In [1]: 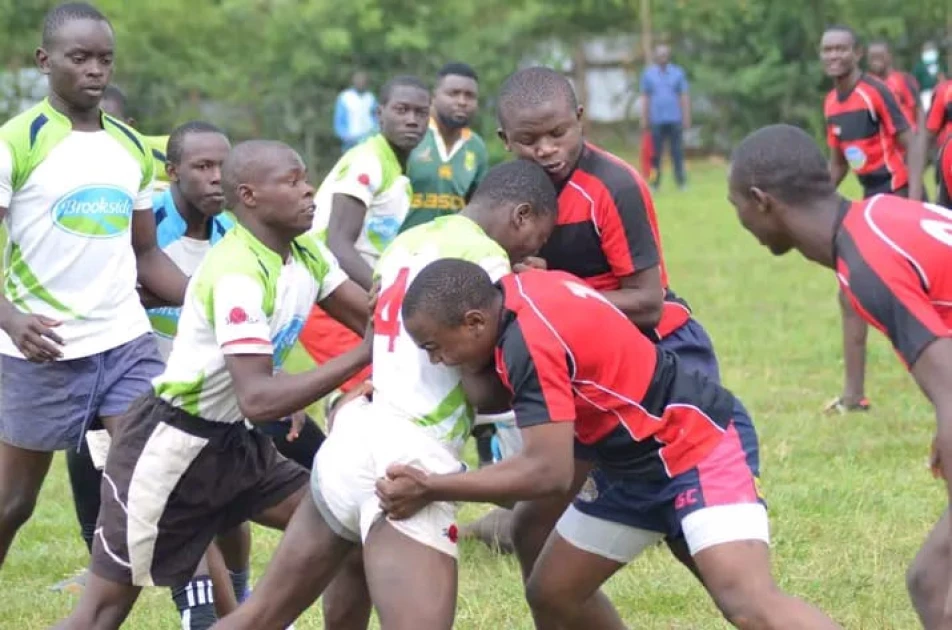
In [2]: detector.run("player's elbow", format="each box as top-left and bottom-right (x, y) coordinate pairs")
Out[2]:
(235, 385), (276, 423)
(531, 458), (574, 497)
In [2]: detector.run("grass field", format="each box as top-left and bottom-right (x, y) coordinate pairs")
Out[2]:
(0, 157), (945, 629)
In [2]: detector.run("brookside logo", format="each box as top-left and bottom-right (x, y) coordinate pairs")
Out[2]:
(271, 315), (305, 371)
(51, 185), (134, 238)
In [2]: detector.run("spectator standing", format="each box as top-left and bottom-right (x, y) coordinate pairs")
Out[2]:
(334, 70), (378, 153)
(640, 43), (691, 190)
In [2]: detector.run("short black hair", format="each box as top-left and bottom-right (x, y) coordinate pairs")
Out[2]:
(402, 259), (499, 328)
(470, 159), (558, 216)
(221, 139), (293, 209)
(380, 75), (428, 105)
(167, 121), (227, 165)
(42, 2), (110, 48)
(823, 24), (860, 48)
(497, 66), (578, 127)
(437, 62), (478, 83)
(730, 124), (835, 205)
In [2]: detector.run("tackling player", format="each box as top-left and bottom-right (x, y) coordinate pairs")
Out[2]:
(375, 259), (839, 630)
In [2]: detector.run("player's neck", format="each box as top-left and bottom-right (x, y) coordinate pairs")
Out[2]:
(436, 118), (462, 148)
(172, 185), (212, 240)
(386, 138), (412, 171)
(49, 92), (102, 131)
(834, 68), (861, 92)
(242, 219), (292, 260)
(789, 195), (847, 269)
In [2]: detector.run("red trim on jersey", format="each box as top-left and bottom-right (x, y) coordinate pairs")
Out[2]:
(221, 337), (271, 348)
(696, 424), (760, 506)
(927, 80), (952, 146)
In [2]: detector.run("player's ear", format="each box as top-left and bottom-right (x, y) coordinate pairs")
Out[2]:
(512, 201), (532, 226)
(576, 105), (584, 121)
(237, 183), (255, 208)
(166, 162), (178, 183)
(749, 186), (772, 213)
(35, 48), (50, 75)
(497, 127), (511, 151)
(463, 309), (488, 332)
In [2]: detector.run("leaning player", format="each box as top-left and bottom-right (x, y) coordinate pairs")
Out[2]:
(939, 135), (952, 207)
(210, 159), (557, 630)
(486, 67), (749, 617)
(728, 124), (952, 628)
(376, 259), (840, 630)
(820, 25), (924, 414)
(55, 140), (371, 630)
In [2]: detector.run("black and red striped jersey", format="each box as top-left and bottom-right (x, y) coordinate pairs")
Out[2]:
(493, 269), (736, 479)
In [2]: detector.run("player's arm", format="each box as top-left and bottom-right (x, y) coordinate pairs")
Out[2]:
(910, 338), (952, 482)
(679, 71), (691, 129)
(377, 320), (578, 516)
(318, 279), (369, 336)
(595, 179), (664, 329)
(829, 148), (849, 188)
(214, 274), (371, 421)
(875, 81), (924, 198)
(132, 194), (188, 306)
(327, 194), (374, 290)
(0, 142), (63, 361)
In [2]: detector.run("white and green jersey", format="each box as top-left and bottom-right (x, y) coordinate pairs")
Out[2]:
(0, 99), (155, 359)
(312, 134), (410, 267)
(373, 215), (510, 456)
(154, 224), (347, 423)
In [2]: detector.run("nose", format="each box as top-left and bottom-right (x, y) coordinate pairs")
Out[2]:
(426, 350), (442, 365)
(535, 137), (557, 160)
(209, 166), (222, 184)
(303, 181), (316, 196)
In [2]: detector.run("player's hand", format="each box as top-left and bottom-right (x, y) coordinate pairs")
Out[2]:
(326, 381), (373, 433)
(286, 410), (307, 442)
(2, 312), (64, 362)
(513, 256), (547, 273)
(367, 278), (381, 315)
(930, 435), (944, 480)
(375, 463), (431, 520)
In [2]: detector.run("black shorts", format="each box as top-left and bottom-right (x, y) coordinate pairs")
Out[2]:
(863, 183), (908, 199)
(91, 394), (308, 587)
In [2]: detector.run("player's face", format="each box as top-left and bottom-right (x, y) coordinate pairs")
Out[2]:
(254, 150), (316, 235)
(499, 100), (584, 185)
(171, 133), (231, 218)
(820, 30), (858, 79)
(500, 204), (556, 262)
(866, 45), (890, 77)
(727, 184), (794, 256)
(380, 86), (430, 152)
(434, 74), (479, 130)
(37, 18), (115, 112)
(406, 311), (496, 374)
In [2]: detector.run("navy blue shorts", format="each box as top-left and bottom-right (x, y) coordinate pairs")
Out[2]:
(0, 333), (163, 452)
(573, 415), (763, 537)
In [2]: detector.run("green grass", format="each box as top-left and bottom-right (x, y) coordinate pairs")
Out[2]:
(1, 160), (944, 628)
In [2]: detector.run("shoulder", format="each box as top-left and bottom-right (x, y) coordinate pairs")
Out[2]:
(858, 75), (895, 103)
(577, 144), (648, 199)
(465, 130), (488, 153)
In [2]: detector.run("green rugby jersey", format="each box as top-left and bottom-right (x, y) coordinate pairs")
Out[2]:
(401, 120), (488, 232)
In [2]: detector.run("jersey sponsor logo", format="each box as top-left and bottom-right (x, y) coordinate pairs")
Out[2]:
(576, 474), (599, 502)
(411, 192), (465, 211)
(438, 164), (453, 180)
(51, 185), (134, 238)
(227, 307), (253, 325)
(844, 145), (867, 170)
(148, 306), (181, 339)
(415, 146), (433, 163)
(271, 315), (305, 370)
(357, 173), (372, 187)
(443, 523), (459, 544)
(464, 150), (476, 172)
(366, 215), (402, 247)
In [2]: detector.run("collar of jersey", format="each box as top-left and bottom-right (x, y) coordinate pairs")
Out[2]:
(443, 213), (488, 238)
(428, 118), (471, 161)
(40, 97), (112, 130)
(368, 133), (402, 174)
(232, 222), (287, 269)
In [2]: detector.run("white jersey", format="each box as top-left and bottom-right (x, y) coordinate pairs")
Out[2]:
(154, 225), (346, 423)
(372, 215), (509, 456)
(0, 99), (155, 359)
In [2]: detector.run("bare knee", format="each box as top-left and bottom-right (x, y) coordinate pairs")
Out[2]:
(0, 487), (37, 531)
(525, 573), (573, 622)
(710, 581), (783, 629)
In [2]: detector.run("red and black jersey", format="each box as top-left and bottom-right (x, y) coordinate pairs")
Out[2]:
(493, 270), (735, 479)
(927, 80), (952, 148)
(834, 195), (952, 369)
(825, 73), (910, 196)
(883, 71), (920, 133)
(538, 143), (690, 340)
(937, 137), (952, 208)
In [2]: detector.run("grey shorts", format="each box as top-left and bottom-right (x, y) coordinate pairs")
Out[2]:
(0, 333), (163, 452)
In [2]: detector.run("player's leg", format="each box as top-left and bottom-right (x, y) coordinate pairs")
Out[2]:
(906, 509), (952, 628)
(834, 288), (870, 411)
(52, 573), (142, 630)
(671, 122), (686, 188)
(0, 352), (93, 568)
(322, 552), (373, 630)
(65, 438), (102, 554)
(362, 517), (458, 630)
(650, 123), (665, 188)
(212, 493), (356, 630)
(215, 524), (253, 603)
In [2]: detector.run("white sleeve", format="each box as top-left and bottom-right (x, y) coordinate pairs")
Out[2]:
(0, 142), (13, 207)
(313, 238), (349, 301)
(212, 274), (273, 355)
(479, 255), (512, 283)
(329, 151), (382, 208)
(134, 175), (155, 211)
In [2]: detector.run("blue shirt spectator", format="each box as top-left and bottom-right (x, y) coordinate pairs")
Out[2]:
(640, 56), (689, 124)
(334, 70), (378, 152)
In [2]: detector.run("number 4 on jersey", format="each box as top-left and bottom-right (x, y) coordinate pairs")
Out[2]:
(374, 267), (410, 352)
(921, 203), (952, 247)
